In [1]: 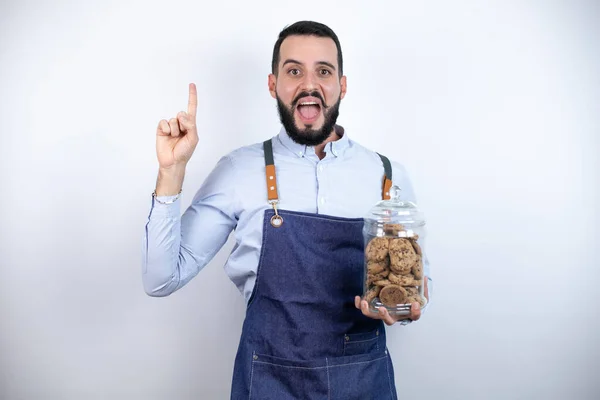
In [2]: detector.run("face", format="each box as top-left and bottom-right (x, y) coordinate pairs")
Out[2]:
(269, 35), (347, 146)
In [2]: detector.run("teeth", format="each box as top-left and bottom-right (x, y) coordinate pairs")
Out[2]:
(299, 102), (318, 106)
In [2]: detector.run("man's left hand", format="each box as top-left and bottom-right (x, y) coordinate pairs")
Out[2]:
(354, 296), (421, 326)
(354, 279), (428, 326)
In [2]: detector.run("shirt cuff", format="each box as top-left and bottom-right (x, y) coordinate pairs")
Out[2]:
(149, 194), (181, 218)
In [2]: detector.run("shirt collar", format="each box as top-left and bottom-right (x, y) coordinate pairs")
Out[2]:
(276, 124), (350, 158)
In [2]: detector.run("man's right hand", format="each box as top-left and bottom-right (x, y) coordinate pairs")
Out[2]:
(154, 83), (198, 196)
(156, 83), (199, 169)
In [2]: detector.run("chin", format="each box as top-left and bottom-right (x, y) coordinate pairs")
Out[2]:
(295, 118), (324, 131)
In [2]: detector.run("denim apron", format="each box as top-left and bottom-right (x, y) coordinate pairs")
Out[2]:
(230, 140), (398, 400)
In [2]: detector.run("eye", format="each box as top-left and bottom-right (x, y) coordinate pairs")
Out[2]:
(288, 68), (300, 76)
(319, 69), (331, 76)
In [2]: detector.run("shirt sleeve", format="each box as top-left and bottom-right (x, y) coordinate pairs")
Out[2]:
(391, 162), (434, 325)
(142, 155), (239, 296)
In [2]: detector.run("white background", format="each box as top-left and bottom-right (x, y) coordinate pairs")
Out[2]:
(1, 0), (598, 399)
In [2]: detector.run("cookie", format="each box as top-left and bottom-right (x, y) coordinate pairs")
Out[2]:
(409, 239), (422, 256)
(407, 294), (426, 307)
(389, 238), (416, 256)
(365, 237), (389, 262)
(383, 223), (404, 236)
(412, 257), (423, 280)
(364, 285), (381, 303)
(374, 279), (392, 287)
(379, 285), (408, 307)
(388, 273), (420, 287)
(404, 287), (418, 297)
(367, 261), (388, 275)
(366, 269), (389, 286)
(389, 238), (418, 274)
(389, 259), (412, 275)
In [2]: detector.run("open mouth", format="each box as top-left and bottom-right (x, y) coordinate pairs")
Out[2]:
(296, 100), (322, 124)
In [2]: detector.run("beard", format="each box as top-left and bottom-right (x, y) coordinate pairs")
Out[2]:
(276, 91), (341, 146)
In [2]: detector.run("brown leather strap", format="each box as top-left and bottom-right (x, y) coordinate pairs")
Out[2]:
(378, 153), (392, 200)
(264, 140), (279, 201)
(382, 177), (392, 200)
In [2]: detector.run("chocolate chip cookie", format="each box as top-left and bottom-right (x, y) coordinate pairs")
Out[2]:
(364, 285), (382, 303)
(365, 237), (389, 262)
(379, 285), (408, 307)
(407, 294), (426, 307)
(409, 239), (422, 256)
(367, 261), (388, 275)
(412, 257), (423, 280)
(383, 223), (404, 236)
(389, 238), (418, 275)
(388, 273), (420, 287)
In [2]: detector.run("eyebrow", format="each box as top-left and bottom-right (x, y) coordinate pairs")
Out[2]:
(282, 59), (337, 71)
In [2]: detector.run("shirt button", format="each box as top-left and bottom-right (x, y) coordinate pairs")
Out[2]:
(320, 197), (326, 204)
(318, 165), (324, 172)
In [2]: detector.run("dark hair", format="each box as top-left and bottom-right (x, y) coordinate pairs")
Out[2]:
(271, 21), (343, 77)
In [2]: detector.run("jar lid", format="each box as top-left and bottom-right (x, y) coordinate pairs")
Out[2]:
(365, 185), (425, 227)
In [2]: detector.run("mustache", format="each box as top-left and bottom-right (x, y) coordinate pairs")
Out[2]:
(292, 91), (328, 109)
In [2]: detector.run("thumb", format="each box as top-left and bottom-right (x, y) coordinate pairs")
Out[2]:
(410, 302), (421, 321)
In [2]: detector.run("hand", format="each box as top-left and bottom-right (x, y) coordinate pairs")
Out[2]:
(355, 278), (429, 326)
(156, 83), (199, 169)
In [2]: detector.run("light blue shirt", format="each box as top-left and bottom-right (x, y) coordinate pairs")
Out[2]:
(142, 126), (432, 319)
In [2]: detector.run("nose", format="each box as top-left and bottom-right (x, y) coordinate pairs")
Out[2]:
(299, 71), (318, 91)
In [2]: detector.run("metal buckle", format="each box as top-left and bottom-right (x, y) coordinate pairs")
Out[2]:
(269, 200), (283, 228)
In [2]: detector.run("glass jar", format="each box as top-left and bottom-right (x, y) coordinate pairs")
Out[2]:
(362, 185), (427, 316)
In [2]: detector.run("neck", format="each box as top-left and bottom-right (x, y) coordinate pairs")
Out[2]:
(314, 127), (341, 160)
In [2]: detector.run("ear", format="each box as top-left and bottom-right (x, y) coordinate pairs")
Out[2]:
(340, 75), (347, 100)
(268, 73), (277, 99)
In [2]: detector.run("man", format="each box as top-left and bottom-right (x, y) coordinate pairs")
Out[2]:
(143, 20), (431, 399)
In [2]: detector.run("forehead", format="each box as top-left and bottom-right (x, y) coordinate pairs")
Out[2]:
(278, 35), (338, 69)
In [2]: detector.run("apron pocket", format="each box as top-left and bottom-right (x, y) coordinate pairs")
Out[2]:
(249, 353), (329, 400)
(248, 350), (396, 400)
(328, 351), (396, 400)
(343, 329), (380, 356)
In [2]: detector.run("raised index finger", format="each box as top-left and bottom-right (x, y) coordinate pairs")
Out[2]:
(187, 83), (197, 117)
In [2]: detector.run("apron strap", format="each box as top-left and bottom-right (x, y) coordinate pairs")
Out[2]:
(377, 153), (392, 200)
(263, 139), (393, 202)
(263, 140), (279, 202)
